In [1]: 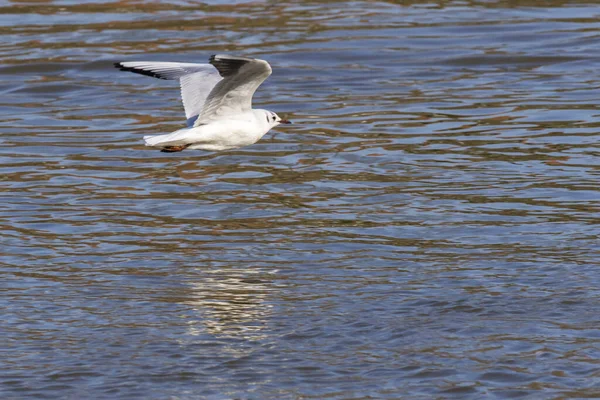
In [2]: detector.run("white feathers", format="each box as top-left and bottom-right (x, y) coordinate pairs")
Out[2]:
(116, 55), (289, 152)
(197, 55), (272, 125)
(116, 61), (222, 122)
(115, 56), (272, 125)
(179, 71), (222, 122)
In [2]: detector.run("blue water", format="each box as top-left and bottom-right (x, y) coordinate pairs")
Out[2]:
(2, 1), (600, 398)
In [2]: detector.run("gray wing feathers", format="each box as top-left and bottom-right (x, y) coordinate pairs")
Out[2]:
(196, 55), (272, 124)
(209, 55), (257, 77)
(115, 61), (222, 121)
(115, 61), (213, 80)
(115, 55), (272, 126)
(179, 71), (222, 120)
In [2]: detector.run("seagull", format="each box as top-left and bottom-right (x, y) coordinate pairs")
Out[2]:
(114, 54), (291, 152)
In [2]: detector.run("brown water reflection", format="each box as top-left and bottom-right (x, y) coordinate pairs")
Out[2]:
(2, 0), (600, 398)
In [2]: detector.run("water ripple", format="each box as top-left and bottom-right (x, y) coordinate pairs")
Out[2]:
(2, 0), (600, 399)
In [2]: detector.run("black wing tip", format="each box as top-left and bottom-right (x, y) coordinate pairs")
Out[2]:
(114, 62), (170, 80)
(209, 54), (256, 62)
(209, 54), (254, 77)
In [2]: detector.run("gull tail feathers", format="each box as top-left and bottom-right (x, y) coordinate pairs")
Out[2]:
(143, 134), (171, 147)
(143, 132), (189, 148)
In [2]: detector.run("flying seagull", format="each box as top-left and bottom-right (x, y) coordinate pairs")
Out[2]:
(114, 54), (291, 152)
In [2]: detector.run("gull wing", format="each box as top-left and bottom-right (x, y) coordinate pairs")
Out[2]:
(197, 55), (272, 125)
(115, 61), (222, 126)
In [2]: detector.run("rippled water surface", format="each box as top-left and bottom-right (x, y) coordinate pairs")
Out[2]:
(2, 0), (600, 398)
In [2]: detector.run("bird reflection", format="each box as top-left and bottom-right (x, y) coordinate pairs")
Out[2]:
(183, 270), (275, 340)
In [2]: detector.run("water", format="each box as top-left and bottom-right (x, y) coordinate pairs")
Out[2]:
(2, 0), (600, 398)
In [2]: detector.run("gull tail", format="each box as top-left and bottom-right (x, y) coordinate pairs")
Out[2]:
(143, 134), (171, 147)
(144, 135), (190, 152)
(143, 128), (191, 149)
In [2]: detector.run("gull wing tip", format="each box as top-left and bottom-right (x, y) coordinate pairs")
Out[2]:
(208, 54), (271, 78)
(114, 61), (171, 80)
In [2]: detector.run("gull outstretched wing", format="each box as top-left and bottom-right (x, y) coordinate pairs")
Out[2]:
(197, 55), (272, 125)
(115, 61), (222, 126)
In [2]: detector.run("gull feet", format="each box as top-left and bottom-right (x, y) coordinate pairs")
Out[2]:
(160, 144), (190, 153)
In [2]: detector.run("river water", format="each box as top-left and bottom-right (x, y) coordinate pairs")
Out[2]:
(2, 1), (600, 398)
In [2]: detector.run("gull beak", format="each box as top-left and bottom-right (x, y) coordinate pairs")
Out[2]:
(279, 119), (292, 124)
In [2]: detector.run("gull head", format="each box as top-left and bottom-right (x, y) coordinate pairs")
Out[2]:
(260, 109), (292, 128)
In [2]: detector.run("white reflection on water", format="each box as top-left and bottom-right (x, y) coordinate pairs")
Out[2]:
(1, 0), (600, 399)
(184, 269), (276, 340)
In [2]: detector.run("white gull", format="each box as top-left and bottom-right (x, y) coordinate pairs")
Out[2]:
(115, 54), (291, 152)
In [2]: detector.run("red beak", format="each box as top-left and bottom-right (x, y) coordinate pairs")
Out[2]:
(279, 119), (292, 124)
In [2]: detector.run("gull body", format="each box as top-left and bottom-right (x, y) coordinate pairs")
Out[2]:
(115, 55), (291, 152)
(144, 109), (279, 151)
